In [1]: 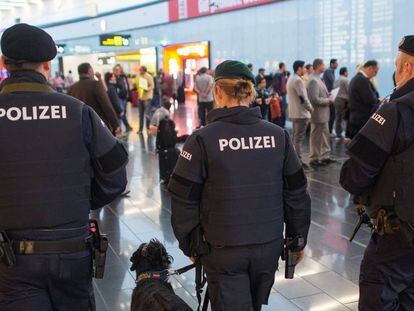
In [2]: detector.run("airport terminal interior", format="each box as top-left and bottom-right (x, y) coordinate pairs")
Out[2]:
(1, 0), (414, 310)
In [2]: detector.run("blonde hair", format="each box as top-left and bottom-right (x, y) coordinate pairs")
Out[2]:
(214, 78), (256, 106)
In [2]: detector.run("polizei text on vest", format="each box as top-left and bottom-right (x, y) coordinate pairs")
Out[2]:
(0, 106), (67, 121)
(219, 136), (276, 151)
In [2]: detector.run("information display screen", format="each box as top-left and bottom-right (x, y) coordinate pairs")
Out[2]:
(99, 34), (131, 47)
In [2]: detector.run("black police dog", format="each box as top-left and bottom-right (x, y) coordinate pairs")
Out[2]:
(130, 239), (192, 311)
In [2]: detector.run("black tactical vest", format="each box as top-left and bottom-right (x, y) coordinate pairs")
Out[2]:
(369, 96), (414, 222)
(0, 82), (91, 230)
(197, 107), (286, 246)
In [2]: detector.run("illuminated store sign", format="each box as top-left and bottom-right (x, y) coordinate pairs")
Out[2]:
(99, 34), (131, 47)
(176, 44), (207, 57)
(163, 41), (210, 86)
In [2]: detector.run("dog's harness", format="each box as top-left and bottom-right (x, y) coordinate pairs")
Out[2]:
(135, 263), (209, 311)
(135, 264), (196, 284)
(136, 271), (169, 284)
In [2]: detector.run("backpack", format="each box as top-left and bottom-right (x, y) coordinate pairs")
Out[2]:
(156, 117), (178, 150)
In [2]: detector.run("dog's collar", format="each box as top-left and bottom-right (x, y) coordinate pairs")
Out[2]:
(136, 271), (168, 284)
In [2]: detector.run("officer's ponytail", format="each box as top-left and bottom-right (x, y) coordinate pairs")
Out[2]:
(214, 78), (256, 106)
(234, 80), (256, 105)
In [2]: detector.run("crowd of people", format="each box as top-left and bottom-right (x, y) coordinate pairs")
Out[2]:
(48, 57), (383, 175)
(48, 63), (188, 139)
(46, 56), (383, 176)
(245, 58), (381, 172)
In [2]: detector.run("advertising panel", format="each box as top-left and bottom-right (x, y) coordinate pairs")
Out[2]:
(169, 0), (278, 21)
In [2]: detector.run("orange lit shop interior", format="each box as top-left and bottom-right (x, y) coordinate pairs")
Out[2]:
(0, 58), (8, 81)
(163, 41), (210, 91)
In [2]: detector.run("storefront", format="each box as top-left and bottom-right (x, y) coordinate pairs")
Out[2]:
(61, 47), (157, 80)
(162, 41), (210, 90)
(0, 58), (8, 81)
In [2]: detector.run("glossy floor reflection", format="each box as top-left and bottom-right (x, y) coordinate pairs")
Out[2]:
(92, 101), (365, 311)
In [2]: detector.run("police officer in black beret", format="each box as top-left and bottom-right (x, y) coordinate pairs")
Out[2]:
(0, 24), (128, 310)
(168, 60), (311, 311)
(341, 36), (414, 310)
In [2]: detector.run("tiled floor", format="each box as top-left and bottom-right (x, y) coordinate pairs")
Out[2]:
(92, 100), (366, 311)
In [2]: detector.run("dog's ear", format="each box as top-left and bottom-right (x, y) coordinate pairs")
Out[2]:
(130, 242), (147, 272)
(148, 239), (173, 267)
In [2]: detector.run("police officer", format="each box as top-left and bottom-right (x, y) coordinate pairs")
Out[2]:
(340, 36), (414, 310)
(0, 24), (128, 310)
(168, 60), (311, 311)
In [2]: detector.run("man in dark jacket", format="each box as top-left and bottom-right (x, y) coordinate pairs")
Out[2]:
(340, 36), (414, 310)
(347, 60), (380, 138)
(68, 63), (119, 133)
(323, 58), (338, 133)
(272, 62), (288, 128)
(113, 64), (133, 132)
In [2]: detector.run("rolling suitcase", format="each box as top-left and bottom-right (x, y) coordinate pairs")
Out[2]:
(158, 147), (179, 183)
(156, 117), (179, 183)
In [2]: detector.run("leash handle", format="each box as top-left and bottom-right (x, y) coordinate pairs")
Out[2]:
(169, 263), (196, 276)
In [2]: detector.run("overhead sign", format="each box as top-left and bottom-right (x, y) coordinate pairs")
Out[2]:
(99, 34), (131, 47)
(56, 44), (66, 54)
(169, 0), (278, 21)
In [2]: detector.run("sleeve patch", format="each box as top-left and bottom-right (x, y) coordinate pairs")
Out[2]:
(168, 174), (203, 201)
(180, 150), (193, 161)
(348, 134), (389, 168)
(94, 142), (128, 175)
(371, 113), (386, 125)
(285, 169), (307, 191)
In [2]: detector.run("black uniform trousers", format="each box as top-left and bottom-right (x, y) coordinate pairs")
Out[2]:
(198, 101), (213, 127)
(201, 238), (283, 311)
(0, 228), (95, 311)
(359, 234), (414, 311)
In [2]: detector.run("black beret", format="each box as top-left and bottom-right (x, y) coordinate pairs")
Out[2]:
(399, 35), (414, 57)
(1, 23), (57, 63)
(215, 60), (255, 84)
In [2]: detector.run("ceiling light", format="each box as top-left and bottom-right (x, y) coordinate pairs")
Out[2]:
(0, 1), (25, 7)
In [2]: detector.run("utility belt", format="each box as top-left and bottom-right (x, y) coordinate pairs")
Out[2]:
(0, 219), (108, 278)
(372, 209), (414, 247)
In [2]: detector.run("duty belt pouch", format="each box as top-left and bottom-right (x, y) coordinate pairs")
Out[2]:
(0, 231), (16, 268)
(375, 210), (414, 248)
(190, 226), (210, 258)
(89, 220), (109, 279)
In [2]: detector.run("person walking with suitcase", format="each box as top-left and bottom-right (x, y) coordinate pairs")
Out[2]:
(151, 99), (187, 184)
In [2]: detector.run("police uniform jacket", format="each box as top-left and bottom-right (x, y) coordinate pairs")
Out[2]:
(168, 106), (311, 256)
(0, 70), (128, 230)
(341, 78), (414, 221)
